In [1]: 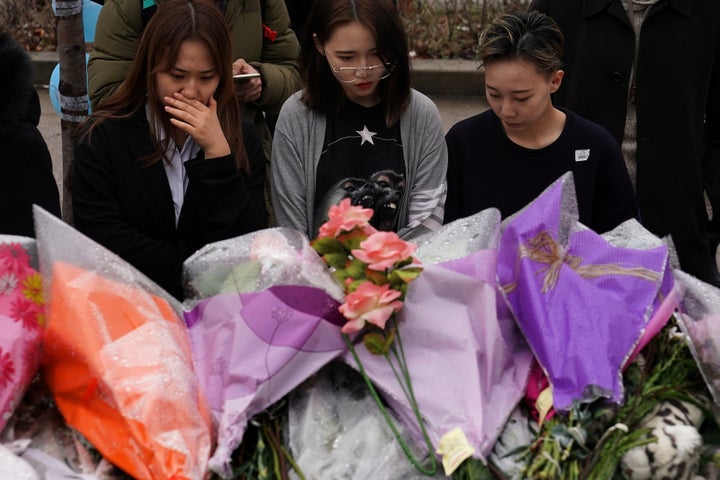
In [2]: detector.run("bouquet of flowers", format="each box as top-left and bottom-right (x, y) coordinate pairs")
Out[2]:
(310, 198), (437, 475)
(184, 202), (531, 479)
(32, 207), (213, 480)
(8, 176), (720, 480)
(0, 236), (44, 433)
(485, 174), (717, 479)
(180, 228), (349, 478)
(497, 173), (675, 412)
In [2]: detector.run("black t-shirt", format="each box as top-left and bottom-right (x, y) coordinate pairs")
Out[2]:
(315, 100), (405, 232)
(444, 108), (638, 233)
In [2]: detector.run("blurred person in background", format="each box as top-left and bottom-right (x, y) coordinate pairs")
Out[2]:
(0, 30), (61, 237)
(530, 0), (720, 285)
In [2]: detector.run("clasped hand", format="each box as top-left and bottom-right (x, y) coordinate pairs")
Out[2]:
(164, 92), (231, 159)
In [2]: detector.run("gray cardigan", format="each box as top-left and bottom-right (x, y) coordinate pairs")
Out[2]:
(270, 89), (448, 239)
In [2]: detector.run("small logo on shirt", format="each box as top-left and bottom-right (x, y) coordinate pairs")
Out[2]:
(575, 149), (590, 162)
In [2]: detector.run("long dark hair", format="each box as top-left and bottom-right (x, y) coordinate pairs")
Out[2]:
(299, 0), (410, 127)
(78, 0), (247, 170)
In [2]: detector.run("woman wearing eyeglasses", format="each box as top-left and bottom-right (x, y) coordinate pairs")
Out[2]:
(270, 0), (447, 239)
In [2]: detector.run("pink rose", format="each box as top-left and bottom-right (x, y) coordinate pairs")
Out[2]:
(338, 282), (403, 334)
(351, 231), (417, 271)
(318, 198), (375, 239)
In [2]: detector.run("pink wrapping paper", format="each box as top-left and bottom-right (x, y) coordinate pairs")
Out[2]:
(182, 228), (348, 476)
(0, 238), (44, 433)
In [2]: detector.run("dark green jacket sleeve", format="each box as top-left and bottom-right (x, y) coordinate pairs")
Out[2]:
(87, 0), (144, 108)
(249, 0), (302, 116)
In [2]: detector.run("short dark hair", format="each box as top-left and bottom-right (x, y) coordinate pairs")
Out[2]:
(299, 0), (410, 127)
(478, 11), (563, 76)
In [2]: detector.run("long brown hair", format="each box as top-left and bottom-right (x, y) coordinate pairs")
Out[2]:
(79, 0), (247, 170)
(299, 0), (411, 127)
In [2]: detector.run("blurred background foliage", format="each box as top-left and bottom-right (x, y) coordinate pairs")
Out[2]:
(399, 0), (531, 59)
(2, 0), (530, 59)
(1, 0), (56, 51)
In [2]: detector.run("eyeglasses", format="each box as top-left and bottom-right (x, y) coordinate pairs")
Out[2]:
(327, 60), (394, 83)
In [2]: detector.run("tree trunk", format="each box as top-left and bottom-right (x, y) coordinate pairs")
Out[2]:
(54, 0), (87, 224)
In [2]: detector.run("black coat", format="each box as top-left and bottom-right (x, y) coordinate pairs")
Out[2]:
(0, 32), (61, 236)
(72, 109), (268, 299)
(530, 0), (720, 282)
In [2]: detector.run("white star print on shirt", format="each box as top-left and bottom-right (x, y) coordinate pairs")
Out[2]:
(356, 125), (377, 145)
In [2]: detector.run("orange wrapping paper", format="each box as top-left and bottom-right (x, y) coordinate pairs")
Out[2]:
(41, 261), (213, 480)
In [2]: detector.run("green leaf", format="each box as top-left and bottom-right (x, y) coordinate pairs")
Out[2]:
(333, 269), (349, 286)
(345, 258), (367, 279)
(394, 267), (423, 284)
(311, 237), (345, 255)
(363, 331), (389, 355)
(323, 252), (349, 270)
(345, 278), (365, 293)
(342, 231), (367, 251)
(364, 268), (389, 285)
(450, 458), (495, 480)
(394, 257), (415, 269)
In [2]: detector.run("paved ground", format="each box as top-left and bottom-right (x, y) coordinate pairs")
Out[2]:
(36, 86), (489, 203)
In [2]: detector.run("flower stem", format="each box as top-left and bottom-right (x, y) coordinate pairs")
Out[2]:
(390, 321), (437, 458)
(386, 347), (412, 401)
(343, 332), (438, 475)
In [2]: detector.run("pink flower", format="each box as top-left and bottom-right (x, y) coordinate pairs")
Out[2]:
(318, 198), (375, 239)
(351, 231), (417, 271)
(0, 243), (31, 276)
(11, 297), (41, 331)
(0, 348), (15, 389)
(338, 282), (403, 334)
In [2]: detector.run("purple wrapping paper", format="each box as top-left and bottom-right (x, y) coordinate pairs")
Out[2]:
(496, 174), (673, 410)
(185, 285), (347, 477)
(184, 213), (533, 470)
(342, 248), (534, 461)
(182, 228), (348, 476)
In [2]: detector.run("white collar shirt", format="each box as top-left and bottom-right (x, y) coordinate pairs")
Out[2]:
(146, 104), (201, 225)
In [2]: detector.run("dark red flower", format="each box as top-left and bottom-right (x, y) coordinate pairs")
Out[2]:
(262, 24), (277, 42)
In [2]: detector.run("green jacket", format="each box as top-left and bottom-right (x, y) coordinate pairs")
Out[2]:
(88, 0), (302, 155)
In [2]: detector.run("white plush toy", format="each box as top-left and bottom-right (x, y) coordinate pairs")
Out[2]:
(0, 441), (39, 480)
(620, 399), (704, 480)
